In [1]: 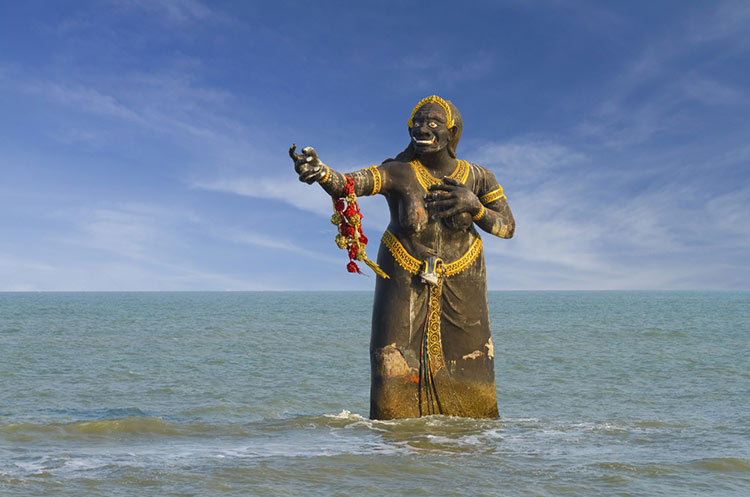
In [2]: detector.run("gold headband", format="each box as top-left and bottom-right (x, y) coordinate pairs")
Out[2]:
(407, 95), (455, 129)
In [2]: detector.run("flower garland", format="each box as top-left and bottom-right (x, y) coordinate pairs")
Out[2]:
(331, 176), (389, 279)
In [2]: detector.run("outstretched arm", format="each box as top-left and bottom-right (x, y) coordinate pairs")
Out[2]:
(425, 177), (515, 238)
(289, 144), (381, 197)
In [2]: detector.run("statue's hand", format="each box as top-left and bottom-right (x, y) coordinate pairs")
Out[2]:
(425, 177), (483, 220)
(289, 144), (327, 184)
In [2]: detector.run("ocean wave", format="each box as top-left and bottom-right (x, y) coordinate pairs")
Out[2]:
(36, 407), (148, 419)
(0, 416), (248, 442)
(308, 411), (686, 443)
(589, 461), (677, 476)
(690, 457), (750, 473)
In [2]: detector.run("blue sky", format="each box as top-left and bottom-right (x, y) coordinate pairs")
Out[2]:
(1, 0), (748, 291)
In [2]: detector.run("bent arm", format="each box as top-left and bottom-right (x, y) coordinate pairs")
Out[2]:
(473, 195), (515, 238)
(425, 169), (515, 239)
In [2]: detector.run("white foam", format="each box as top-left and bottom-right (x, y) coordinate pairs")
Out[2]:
(324, 409), (366, 421)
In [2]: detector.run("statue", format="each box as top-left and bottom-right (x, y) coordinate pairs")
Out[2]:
(290, 95), (515, 419)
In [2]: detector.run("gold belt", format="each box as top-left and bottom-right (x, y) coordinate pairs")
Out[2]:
(381, 229), (482, 278)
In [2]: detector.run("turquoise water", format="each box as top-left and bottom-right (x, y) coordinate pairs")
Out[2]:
(1, 291), (748, 496)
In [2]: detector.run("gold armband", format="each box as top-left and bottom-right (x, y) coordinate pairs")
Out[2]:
(472, 204), (486, 222)
(367, 165), (382, 195)
(480, 186), (505, 205)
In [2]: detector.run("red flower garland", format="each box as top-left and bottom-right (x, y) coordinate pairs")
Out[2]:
(331, 176), (388, 279)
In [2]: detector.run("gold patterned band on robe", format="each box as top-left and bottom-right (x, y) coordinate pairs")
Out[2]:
(381, 229), (483, 415)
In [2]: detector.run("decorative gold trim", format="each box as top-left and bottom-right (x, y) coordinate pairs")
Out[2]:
(367, 165), (382, 195)
(443, 237), (482, 277)
(381, 229), (482, 278)
(427, 282), (445, 371)
(479, 186), (505, 205)
(499, 225), (511, 238)
(472, 205), (485, 222)
(318, 165), (331, 184)
(381, 230), (421, 275)
(408, 95), (455, 129)
(410, 159), (469, 192)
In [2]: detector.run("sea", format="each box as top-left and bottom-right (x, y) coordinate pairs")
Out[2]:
(1, 291), (748, 496)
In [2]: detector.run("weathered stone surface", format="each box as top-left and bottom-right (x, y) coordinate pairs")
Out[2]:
(292, 96), (515, 419)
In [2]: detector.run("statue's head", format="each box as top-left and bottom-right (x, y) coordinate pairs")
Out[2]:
(388, 95), (463, 163)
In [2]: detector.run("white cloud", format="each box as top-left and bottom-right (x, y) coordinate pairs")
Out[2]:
(192, 170), (392, 233)
(113, 0), (220, 24)
(689, 0), (750, 44)
(193, 176), (333, 217)
(706, 186), (750, 239)
(469, 133), (750, 290)
(0, 251), (254, 291)
(22, 74), (246, 143)
(35, 83), (146, 124)
(60, 203), (191, 262)
(219, 228), (340, 264)
(466, 140), (586, 184)
(680, 77), (746, 107)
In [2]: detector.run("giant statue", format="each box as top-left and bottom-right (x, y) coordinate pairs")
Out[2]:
(290, 95), (515, 419)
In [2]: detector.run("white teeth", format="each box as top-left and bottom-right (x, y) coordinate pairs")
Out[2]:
(413, 137), (435, 145)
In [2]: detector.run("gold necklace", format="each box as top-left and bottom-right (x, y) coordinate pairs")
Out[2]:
(410, 159), (469, 192)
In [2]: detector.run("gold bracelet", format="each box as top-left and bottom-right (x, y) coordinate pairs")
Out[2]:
(318, 165), (331, 184)
(472, 204), (486, 222)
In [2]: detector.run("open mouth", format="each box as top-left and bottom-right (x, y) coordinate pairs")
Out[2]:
(412, 136), (436, 145)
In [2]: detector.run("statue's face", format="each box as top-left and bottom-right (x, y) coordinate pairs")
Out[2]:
(410, 103), (451, 154)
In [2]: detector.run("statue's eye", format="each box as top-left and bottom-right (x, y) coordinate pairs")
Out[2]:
(429, 121), (438, 128)
(412, 121), (420, 128)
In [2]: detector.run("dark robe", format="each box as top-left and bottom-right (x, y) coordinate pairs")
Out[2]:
(365, 159), (503, 419)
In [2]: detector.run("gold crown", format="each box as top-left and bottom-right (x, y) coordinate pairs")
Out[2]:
(407, 95), (455, 129)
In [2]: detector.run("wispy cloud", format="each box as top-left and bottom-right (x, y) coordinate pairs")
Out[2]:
(688, 0), (750, 45)
(470, 129), (749, 289)
(59, 203), (198, 263)
(22, 73), (244, 141)
(193, 176), (333, 217)
(112, 0), (222, 24)
(0, 250), (254, 291)
(680, 77), (746, 107)
(573, 3), (750, 149)
(33, 82), (146, 124)
(218, 228), (340, 264)
(485, 175), (749, 289)
(466, 139), (586, 184)
(706, 186), (750, 240)
(392, 50), (498, 93)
